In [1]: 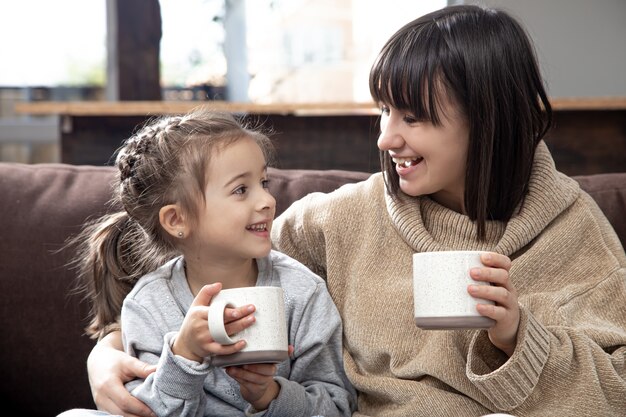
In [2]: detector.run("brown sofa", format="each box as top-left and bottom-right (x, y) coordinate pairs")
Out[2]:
(1, 162), (625, 417)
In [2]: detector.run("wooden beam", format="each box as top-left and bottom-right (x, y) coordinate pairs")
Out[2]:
(14, 101), (380, 116)
(106, 0), (162, 101)
(14, 97), (626, 117)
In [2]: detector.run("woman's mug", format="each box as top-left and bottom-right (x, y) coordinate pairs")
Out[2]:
(413, 251), (496, 330)
(208, 286), (289, 367)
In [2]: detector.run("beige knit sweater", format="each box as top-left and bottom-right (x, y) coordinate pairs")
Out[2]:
(271, 142), (626, 417)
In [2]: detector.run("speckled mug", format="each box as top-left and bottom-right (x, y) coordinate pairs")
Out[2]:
(413, 251), (495, 330)
(208, 286), (288, 367)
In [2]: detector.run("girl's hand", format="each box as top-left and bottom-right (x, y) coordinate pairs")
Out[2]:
(468, 252), (520, 357)
(224, 345), (294, 411)
(172, 283), (256, 362)
(226, 363), (281, 411)
(87, 331), (157, 417)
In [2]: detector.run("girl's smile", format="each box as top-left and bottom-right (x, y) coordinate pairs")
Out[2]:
(246, 220), (272, 238)
(182, 136), (276, 285)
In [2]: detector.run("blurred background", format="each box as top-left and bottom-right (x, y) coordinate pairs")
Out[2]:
(0, 0), (447, 163)
(0, 0), (624, 173)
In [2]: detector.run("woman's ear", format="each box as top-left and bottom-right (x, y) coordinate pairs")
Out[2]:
(159, 204), (188, 239)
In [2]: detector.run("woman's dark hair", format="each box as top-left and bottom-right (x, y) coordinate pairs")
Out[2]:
(71, 108), (273, 339)
(369, 5), (552, 240)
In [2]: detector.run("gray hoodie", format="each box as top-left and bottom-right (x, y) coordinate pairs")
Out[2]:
(122, 250), (356, 417)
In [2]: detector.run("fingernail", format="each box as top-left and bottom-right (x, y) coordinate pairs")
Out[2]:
(470, 268), (481, 277)
(468, 285), (478, 293)
(483, 253), (492, 262)
(247, 305), (255, 312)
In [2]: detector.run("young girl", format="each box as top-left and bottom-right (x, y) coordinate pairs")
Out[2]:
(63, 109), (355, 417)
(86, 4), (626, 417)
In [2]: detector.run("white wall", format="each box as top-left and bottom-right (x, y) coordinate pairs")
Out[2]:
(460, 0), (626, 98)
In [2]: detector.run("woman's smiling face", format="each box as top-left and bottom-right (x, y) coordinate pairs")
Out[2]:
(376, 93), (470, 213)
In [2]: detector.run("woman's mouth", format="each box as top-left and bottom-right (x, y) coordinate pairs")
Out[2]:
(392, 156), (423, 168)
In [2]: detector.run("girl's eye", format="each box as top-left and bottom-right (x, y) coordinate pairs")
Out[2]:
(261, 179), (270, 189)
(234, 186), (247, 195)
(380, 105), (390, 115)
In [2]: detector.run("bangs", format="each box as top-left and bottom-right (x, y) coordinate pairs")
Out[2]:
(369, 22), (450, 126)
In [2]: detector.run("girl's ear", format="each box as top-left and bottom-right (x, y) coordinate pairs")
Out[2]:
(159, 204), (188, 239)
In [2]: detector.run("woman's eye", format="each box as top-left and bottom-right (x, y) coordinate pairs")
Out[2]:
(234, 186), (247, 195)
(261, 179), (270, 189)
(403, 115), (419, 124)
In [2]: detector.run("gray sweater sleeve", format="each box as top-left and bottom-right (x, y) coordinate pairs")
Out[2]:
(262, 281), (357, 417)
(123, 298), (210, 417)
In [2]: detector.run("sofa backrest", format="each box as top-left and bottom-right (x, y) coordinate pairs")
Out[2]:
(0, 162), (624, 416)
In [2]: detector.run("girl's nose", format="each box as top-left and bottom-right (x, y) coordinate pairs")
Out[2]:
(259, 190), (276, 212)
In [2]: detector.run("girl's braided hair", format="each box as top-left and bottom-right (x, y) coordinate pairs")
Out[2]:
(70, 108), (272, 340)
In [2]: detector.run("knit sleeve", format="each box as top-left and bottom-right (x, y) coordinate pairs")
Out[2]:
(467, 268), (626, 414)
(271, 192), (329, 280)
(465, 306), (550, 410)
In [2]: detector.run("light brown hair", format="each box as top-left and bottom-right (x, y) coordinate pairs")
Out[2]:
(71, 108), (272, 339)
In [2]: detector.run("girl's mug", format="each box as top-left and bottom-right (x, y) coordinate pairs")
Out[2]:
(208, 286), (289, 367)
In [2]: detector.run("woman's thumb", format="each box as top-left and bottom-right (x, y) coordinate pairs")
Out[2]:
(125, 356), (157, 380)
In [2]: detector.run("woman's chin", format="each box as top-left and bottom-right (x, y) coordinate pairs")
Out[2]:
(399, 181), (424, 197)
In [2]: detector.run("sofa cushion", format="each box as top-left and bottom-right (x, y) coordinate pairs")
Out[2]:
(0, 163), (116, 415)
(572, 173), (626, 248)
(268, 168), (371, 215)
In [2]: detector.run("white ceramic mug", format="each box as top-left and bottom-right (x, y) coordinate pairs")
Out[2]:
(412, 251), (495, 330)
(208, 286), (288, 367)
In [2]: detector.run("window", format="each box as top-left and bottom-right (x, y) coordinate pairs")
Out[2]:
(245, 0), (446, 103)
(0, 0), (106, 87)
(0, 0), (446, 102)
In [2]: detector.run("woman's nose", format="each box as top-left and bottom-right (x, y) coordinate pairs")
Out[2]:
(377, 116), (403, 152)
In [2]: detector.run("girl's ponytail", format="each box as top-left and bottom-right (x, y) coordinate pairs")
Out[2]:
(73, 210), (176, 340)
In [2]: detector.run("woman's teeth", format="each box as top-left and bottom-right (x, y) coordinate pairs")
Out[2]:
(392, 157), (422, 168)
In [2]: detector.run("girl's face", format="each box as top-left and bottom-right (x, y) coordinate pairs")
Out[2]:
(377, 94), (470, 213)
(191, 136), (276, 263)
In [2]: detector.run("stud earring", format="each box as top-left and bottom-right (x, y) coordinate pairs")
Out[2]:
(177, 231), (184, 238)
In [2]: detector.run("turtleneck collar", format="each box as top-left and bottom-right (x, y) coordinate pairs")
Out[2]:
(385, 141), (581, 256)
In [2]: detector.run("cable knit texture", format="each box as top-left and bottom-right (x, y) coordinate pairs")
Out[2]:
(272, 142), (626, 416)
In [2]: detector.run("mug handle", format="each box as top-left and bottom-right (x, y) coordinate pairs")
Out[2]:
(208, 299), (237, 345)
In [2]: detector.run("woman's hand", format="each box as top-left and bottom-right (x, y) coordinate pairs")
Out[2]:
(87, 331), (157, 417)
(172, 283), (257, 362)
(468, 252), (520, 357)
